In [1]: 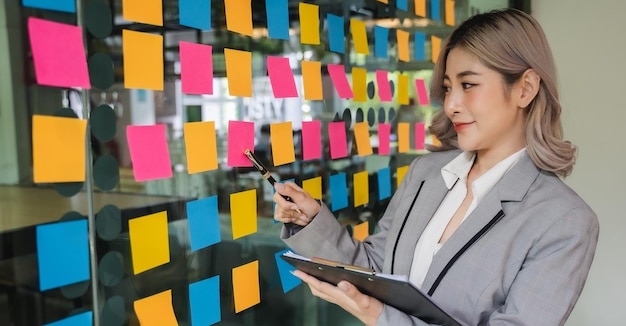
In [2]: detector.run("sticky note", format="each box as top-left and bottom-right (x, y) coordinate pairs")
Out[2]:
(233, 261), (261, 313)
(274, 249), (302, 293)
(329, 173), (348, 211)
(224, 48), (252, 97)
(327, 64), (354, 99)
(431, 0), (441, 20)
(301, 61), (323, 100)
(374, 26), (389, 58)
(299, 3), (320, 45)
(271, 122), (296, 166)
(127, 124), (172, 181)
(32, 115), (87, 183)
(225, 0), (253, 36)
(123, 0), (162, 26)
(397, 74), (409, 105)
(129, 211), (170, 274)
(303, 176), (323, 199)
(431, 35), (442, 63)
(189, 276), (221, 325)
(376, 70), (393, 102)
(44, 311), (92, 326)
(227, 120), (254, 167)
(23, 0), (75, 13)
(37, 220), (90, 291)
(353, 171), (369, 207)
(302, 120), (322, 160)
(180, 42), (213, 95)
(231, 189), (257, 239)
(123, 30), (164, 90)
(266, 0), (289, 40)
(397, 30), (410, 62)
(415, 0), (426, 17)
(397, 165), (409, 187)
(267, 56), (298, 98)
(327, 14), (345, 54)
(377, 167), (391, 200)
(415, 122), (426, 150)
(353, 221), (369, 241)
(377, 123), (391, 155)
(28, 18), (90, 89)
(350, 19), (369, 55)
(415, 78), (430, 105)
(184, 121), (218, 174)
(179, 0), (212, 30)
(445, 0), (455, 26)
(397, 0), (408, 11)
(354, 122), (373, 156)
(134, 290), (178, 325)
(187, 196), (220, 251)
(352, 67), (368, 103)
(432, 134), (442, 147)
(398, 122), (410, 153)
(377, 0), (388, 3)
(328, 121), (348, 159)
(414, 32), (426, 61)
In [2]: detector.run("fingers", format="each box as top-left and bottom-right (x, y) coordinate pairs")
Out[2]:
(273, 182), (320, 225)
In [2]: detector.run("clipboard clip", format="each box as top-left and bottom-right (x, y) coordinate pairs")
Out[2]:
(311, 257), (375, 275)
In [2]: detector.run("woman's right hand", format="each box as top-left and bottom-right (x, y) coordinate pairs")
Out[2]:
(273, 182), (321, 226)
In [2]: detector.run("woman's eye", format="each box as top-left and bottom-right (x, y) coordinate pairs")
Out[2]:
(462, 83), (475, 90)
(442, 86), (451, 93)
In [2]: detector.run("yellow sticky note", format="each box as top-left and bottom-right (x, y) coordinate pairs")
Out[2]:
(397, 165), (409, 187)
(431, 35), (442, 63)
(432, 134), (441, 147)
(445, 0), (456, 26)
(184, 121), (218, 174)
(302, 61), (323, 100)
(233, 261), (260, 313)
(224, 48), (252, 97)
(377, 0), (389, 4)
(271, 122), (295, 166)
(353, 221), (369, 241)
(353, 171), (369, 207)
(32, 115), (86, 183)
(397, 74), (409, 105)
(231, 189), (257, 239)
(354, 122), (373, 157)
(352, 67), (367, 103)
(398, 122), (410, 153)
(134, 290), (178, 326)
(225, 0), (253, 36)
(303, 176), (323, 199)
(351, 19), (370, 55)
(123, 29), (164, 90)
(299, 3), (320, 45)
(123, 0), (162, 26)
(397, 30), (410, 62)
(415, 0), (426, 17)
(129, 211), (170, 275)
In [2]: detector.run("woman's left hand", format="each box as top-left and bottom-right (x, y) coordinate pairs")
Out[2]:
(292, 270), (383, 326)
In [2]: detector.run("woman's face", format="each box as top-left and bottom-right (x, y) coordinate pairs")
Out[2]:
(442, 47), (526, 156)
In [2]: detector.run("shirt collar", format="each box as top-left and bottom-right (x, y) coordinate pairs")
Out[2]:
(441, 151), (475, 189)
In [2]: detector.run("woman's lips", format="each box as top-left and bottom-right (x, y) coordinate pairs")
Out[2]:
(453, 122), (473, 131)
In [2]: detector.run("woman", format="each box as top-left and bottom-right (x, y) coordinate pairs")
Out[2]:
(273, 9), (598, 326)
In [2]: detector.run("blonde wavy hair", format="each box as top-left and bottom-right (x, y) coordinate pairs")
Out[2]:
(428, 9), (576, 177)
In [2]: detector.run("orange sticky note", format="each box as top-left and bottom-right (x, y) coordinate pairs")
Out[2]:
(225, 0), (253, 36)
(398, 122), (410, 153)
(32, 115), (87, 183)
(352, 67), (368, 103)
(353, 171), (369, 207)
(123, 0), (162, 26)
(230, 189), (257, 239)
(431, 35), (442, 63)
(184, 121), (218, 174)
(233, 261), (260, 313)
(351, 19), (369, 55)
(123, 29), (163, 90)
(224, 48), (252, 97)
(303, 176), (322, 199)
(301, 61), (323, 100)
(354, 122), (373, 156)
(134, 290), (178, 326)
(270, 122), (296, 166)
(397, 30), (410, 62)
(397, 74), (409, 105)
(353, 221), (369, 241)
(445, 0), (455, 26)
(129, 211), (170, 274)
(432, 134), (441, 147)
(415, 0), (426, 17)
(299, 3), (320, 45)
(397, 165), (409, 187)
(377, 0), (389, 4)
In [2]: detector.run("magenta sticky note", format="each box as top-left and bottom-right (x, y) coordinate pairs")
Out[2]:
(227, 120), (255, 167)
(302, 120), (322, 160)
(267, 56), (298, 98)
(328, 121), (348, 159)
(415, 79), (430, 105)
(28, 17), (90, 89)
(127, 124), (173, 182)
(378, 123), (391, 155)
(376, 70), (392, 102)
(327, 64), (354, 99)
(415, 122), (425, 150)
(180, 41), (213, 95)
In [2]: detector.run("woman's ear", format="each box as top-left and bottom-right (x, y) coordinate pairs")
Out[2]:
(518, 69), (541, 108)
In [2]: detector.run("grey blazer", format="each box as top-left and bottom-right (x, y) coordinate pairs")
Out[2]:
(282, 150), (599, 326)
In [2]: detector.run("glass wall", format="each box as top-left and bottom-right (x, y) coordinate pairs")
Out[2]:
(0, 0), (528, 325)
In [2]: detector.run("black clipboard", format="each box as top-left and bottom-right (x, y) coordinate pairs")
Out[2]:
(281, 252), (461, 326)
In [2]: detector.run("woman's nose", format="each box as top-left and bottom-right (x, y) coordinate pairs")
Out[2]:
(444, 89), (462, 116)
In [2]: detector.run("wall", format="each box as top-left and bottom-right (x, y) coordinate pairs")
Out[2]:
(533, 1), (626, 324)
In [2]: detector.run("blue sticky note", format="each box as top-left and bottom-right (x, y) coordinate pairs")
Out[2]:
(377, 167), (391, 200)
(414, 32), (426, 61)
(374, 26), (389, 58)
(45, 311), (93, 326)
(22, 0), (75, 13)
(266, 0), (290, 40)
(37, 219), (90, 291)
(330, 173), (348, 211)
(396, 0), (408, 11)
(274, 249), (302, 293)
(431, 0), (441, 20)
(187, 196), (221, 251)
(327, 14), (345, 54)
(180, 0), (212, 31)
(189, 276), (221, 326)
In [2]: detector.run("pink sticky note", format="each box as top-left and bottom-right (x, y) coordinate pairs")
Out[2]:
(267, 56), (298, 98)
(378, 123), (391, 155)
(327, 64), (354, 99)
(415, 79), (430, 105)
(180, 41), (213, 95)
(328, 121), (348, 159)
(302, 120), (322, 160)
(415, 122), (425, 150)
(376, 70), (392, 102)
(28, 17), (90, 89)
(127, 124), (173, 182)
(227, 120), (255, 167)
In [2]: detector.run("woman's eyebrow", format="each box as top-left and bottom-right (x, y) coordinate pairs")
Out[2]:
(444, 71), (481, 81)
